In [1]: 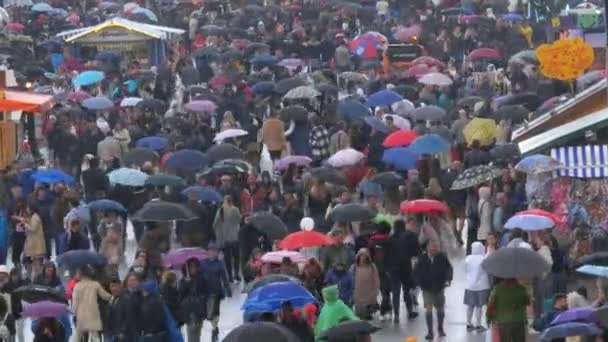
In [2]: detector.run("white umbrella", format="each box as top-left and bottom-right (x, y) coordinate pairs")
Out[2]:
(120, 97), (143, 107)
(418, 72), (453, 86)
(283, 85), (321, 100)
(213, 128), (249, 142)
(327, 148), (366, 168)
(383, 114), (411, 130)
(391, 99), (415, 115)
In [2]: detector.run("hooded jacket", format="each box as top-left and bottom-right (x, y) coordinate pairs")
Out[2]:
(465, 242), (490, 291)
(352, 249), (380, 307)
(314, 285), (357, 337)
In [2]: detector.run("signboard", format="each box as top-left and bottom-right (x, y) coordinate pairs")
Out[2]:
(385, 44), (423, 63)
(75, 26), (153, 44)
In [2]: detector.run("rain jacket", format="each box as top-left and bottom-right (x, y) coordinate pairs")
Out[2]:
(324, 269), (353, 304)
(140, 280), (184, 342)
(314, 285), (357, 338)
(465, 242), (490, 291)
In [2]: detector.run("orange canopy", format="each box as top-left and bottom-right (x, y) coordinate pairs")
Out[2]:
(0, 91), (54, 113)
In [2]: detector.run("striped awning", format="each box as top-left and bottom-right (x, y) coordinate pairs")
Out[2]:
(550, 145), (608, 178)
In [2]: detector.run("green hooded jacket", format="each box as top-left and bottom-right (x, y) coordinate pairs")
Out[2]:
(314, 285), (358, 338)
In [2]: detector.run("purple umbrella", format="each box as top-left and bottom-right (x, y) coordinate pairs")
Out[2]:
(162, 247), (208, 268)
(274, 155), (313, 170)
(22, 301), (70, 319)
(185, 100), (217, 113)
(552, 308), (595, 326)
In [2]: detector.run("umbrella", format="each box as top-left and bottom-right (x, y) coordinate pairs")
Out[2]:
(382, 147), (417, 171)
(275, 77), (307, 94)
(402, 64), (437, 78)
(490, 143), (520, 160)
(383, 130), (418, 147)
(185, 100), (217, 113)
(72, 70), (104, 87)
(370, 171), (404, 186)
(457, 96), (484, 108)
(280, 105), (309, 122)
(577, 252), (608, 267)
(242, 281), (317, 312)
(22, 301), (70, 319)
(194, 46), (219, 59)
(181, 186), (222, 203)
(122, 148), (159, 167)
(120, 96), (142, 107)
(537, 96), (567, 114)
(144, 174), (185, 187)
(164, 149), (208, 172)
(412, 56), (445, 68)
(283, 86), (320, 100)
(279, 230), (335, 250)
(363, 116), (389, 134)
(66, 91), (91, 103)
(515, 154), (563, 174)
(200, 24), (226, 36)
(316, 83), (338, 95)
(391, 99), (415, 115)
(327, 148), (366, 168)
(277, 58), (305, 69)
(400, 199), (448, 214)
(311, 167), (348, 185)
(450, 165), (502, 190)
(249, 212), (288, 240)
(592, 306), (608, 328)
(107, 167), (149, 186)
(367, 89), (403, 107)
(337, 100), (370, 120)
(496, 105), (529, 123)
(540, 323), (601, 341)
(87, 199), (126, 212)
(243, 274), (303, 293)
(31, 169), (74, 184)
(338, 72), (368, 83)
(82, 96), (113, 110)
(31, 3), (54, 12)
(411, 105), (447, 121)
(482, 247), (551, 278)
(223, 322), (300, 342)
(468, 48), (500, 60)
(57, 250), (106, 270)
(136, 136), (169, 151)
(409, 134), (450, 154)
(384, 114), (410, 130)
(206, 143), (244, 164)
(250, 55), (278, 66)
(133, 200), (197, 221)
(504, 214), (555, 231)
(319, 320), (380, 341)
(509, 50), (538, 65)
(441, 6), (472, 15)
(516, 209), (563, 224)
(349, 32), (387, 60)
(136, 98), (167, 113)
(261, 251), (308, 265)
(418, 72), (453, 86)
(493, 93), (541, 111)
(131, 7), (157, 21)
(274, 155), (312, 170)
(5, 22), (25, 32)
(577, 70), (607, 90)
(328, 203), (375, 222)
(577, 265), (608, 278)
(551, 308), (594, 325)
(251, 81), (276, 95)
(162, 247), (208, 268)
(463, 118), (497, 146)
(14, 285), (66, 303)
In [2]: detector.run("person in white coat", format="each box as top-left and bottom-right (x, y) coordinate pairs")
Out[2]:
(464, 241), (490, 332)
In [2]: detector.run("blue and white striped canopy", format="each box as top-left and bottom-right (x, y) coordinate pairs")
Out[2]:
(551, 145), (608, 178)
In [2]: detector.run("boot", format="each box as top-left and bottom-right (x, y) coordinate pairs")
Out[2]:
(212, 327), (219, 342)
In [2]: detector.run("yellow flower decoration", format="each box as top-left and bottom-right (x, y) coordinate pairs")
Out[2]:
(535, 37), (595, 80)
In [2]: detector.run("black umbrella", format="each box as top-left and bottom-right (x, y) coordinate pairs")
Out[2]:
(249, 212), (289, 240)
(224, 322), (300, 342)
(576, 252), (608, 267)
(221, 48), (243, 61)
(496, 93), (541, 111)
(136, 98), (167, 113)
(193, 46), (220, 59)
(14, 285), (67, 304)
(280, 105), (309, 122)
(495, 105), (529, 123)
(57, 250), (106, 270)
(319, 320), (380, 341)
(370, 171), (404, 186)
(457, 96), (484, 108)
(123, 147), (159, 167)
(206, 143), (244, 164)
(490, 143), (520, 160)
(200, 24), (226, 36)
(311, 167), (348, 185)
(328, 203), (375, 222)
(244, 42), (270, 56)
(132, 201), (197, 222)
(316, 83), (339, 96)
(275, 77), (307, 94)
(213, 158), (253, 174)
(243, 274), (303, 293)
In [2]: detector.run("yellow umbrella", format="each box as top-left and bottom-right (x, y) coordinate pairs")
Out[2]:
(463, 118), (497, 146)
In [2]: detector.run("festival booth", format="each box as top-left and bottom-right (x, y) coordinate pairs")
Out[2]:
(55, 17), (184, 65)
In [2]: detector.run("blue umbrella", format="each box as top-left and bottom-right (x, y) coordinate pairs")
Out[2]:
(31, 3), (54, 12)
(108, 167), (149, 186)
(504, 214), (554, 231)
(577, 265), (608, 278)
(250, 55), (278, 65)
(123, 79), (138, 93)
(367, 89), (403, 107)
(164, 149), (208, 172)
(95, 51), (119, 61)
(57, 250), (106, 270)
(515, 154), (563, 174)
(50, 8), (67, 16)
(502, 13), (524, 21)
(382, 147), (417, 171)
(181, 186), (223, 203)
(72, 70), (105, 87)
(337, 100), (370, 120)
(31, 169), (74, 184)
(82, 96), (113, 110)
(132, 7), (158, 21)
(136, 136), (169, 151)
(409, 134), (450, 154)
(540, 323), (601, 341)
(363, 116), (389, 134)
(251, 81), (276, 95)
(87, 199), (127, 212)
(242, 281), (316, 313)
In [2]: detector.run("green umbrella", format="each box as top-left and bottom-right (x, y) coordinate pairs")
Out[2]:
(144, 173), (185, 187)
(451, 165), (503, 190)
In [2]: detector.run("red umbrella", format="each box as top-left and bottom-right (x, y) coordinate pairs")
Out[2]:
(468, 48), (500, 61)
(278, 230), (335, 250)
(516, 209), (564, 224)
(5, 23), (25, 32)
(412, 56), (445, 69)
(402, 64), (438, 78)
(400, 199), (448, 214)
(209, 75), (232, 88)
(383, 130), (418, 147)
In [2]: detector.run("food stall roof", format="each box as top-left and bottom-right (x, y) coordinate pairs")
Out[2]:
(0, 90), (54, 112)
(56, 17), (184, 43)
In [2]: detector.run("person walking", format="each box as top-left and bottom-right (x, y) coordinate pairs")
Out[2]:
(17, 202), (46, 279)
(315, 285), (357, 338)
(179, 259), (207, 342)
(487, 278), (530, 342)
(416, 240), (453, 340)
(71, 265), (112, 342)
(200, 243), (231, 342)
(464, 242), (490, 332)
(213, 195), (242, 283)
(261, 111), (287, 160)
(352, 249), (380, 320)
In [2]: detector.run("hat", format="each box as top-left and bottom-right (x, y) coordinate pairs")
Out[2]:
(300, 217), (314, 231)
(0, 265), (9, 275)
(207, 241), (219, 250)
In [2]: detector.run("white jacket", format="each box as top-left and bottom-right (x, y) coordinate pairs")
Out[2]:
(465, 242), (490, 291)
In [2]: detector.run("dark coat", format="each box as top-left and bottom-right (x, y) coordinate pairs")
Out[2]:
(281, 317), (314, 342)
(386, 230), (419, 288)
(415, 253), (453, 293)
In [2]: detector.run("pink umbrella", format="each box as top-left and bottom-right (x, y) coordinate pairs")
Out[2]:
(185, 100), (217, 113)
(66, 90), (92, 103)
(418, 72), (453, 86)
(5, 22), (25, 32)
(274, 155), (312, 170)
(261, 251), (308, 264)
(468, 48), (500, 61)
(412, 56), (445, 69)
(162, 247), (208, 268)
(402, 64), (437, 78)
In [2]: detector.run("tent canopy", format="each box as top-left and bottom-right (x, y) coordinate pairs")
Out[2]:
(0, 91), (54, 113)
